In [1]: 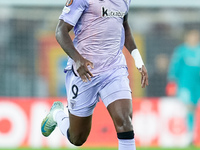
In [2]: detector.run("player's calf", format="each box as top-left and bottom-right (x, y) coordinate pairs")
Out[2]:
(67, 129), (88, 146)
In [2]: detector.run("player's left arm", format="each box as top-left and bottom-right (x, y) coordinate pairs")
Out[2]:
(123, 14), (149, 88)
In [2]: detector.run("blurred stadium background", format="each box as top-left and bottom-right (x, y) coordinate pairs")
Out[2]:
(0, 0), (200, 149)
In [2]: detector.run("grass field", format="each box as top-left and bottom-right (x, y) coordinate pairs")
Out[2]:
(1, 147), (199, 150)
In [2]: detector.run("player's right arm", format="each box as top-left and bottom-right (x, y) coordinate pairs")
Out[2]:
(55, 0), (93, 82)
(55, 20), (94, 82)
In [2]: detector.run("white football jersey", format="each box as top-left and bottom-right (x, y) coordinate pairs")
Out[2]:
(59, 0), (131, 75)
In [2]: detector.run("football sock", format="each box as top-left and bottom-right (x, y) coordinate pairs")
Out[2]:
(55, 110), (70, 138)
(117, 131), (136, 150)
(118, 138), (136, 150)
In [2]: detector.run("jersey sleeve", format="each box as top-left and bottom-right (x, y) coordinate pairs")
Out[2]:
(59, 0), (88, 26)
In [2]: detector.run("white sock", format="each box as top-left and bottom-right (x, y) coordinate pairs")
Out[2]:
(118, 138), (136, 150)
(55, 110), (70, 138)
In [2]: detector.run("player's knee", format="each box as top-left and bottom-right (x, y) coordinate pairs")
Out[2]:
(115, 114), (133, 132)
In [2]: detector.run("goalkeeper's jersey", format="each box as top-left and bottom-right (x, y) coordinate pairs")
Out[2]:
(59, 0), (131, 76)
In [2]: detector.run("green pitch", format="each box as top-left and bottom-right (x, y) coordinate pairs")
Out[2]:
(1, 147), (199, 150)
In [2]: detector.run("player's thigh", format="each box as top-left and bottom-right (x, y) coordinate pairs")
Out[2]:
(99, 67), (133, 132)
(68, 112), (92, 139)
(65, 69), (100, 117)
(107, 99), (133, 133)
(99, 67), (131, 107)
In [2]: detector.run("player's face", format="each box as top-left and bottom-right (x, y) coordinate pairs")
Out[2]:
(185, 30), (200, 47)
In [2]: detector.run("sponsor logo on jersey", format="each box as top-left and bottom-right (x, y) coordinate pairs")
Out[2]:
(66, 0), (73, 6)
(101, 7), (125, 18)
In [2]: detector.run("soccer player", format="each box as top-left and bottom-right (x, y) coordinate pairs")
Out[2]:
(167, 29), (200, 144)
(41, 0), (148, 149)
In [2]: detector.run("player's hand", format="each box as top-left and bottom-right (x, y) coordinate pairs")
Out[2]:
(138, 65), (148, 88)
(75, 57), (94, 82)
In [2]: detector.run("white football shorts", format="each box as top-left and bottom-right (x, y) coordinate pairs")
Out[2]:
(65, 66), (132, 117)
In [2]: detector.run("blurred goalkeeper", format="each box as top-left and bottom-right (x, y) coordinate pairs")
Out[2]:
(41, 0), (148, 149)
(167, 29), (200, 143)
